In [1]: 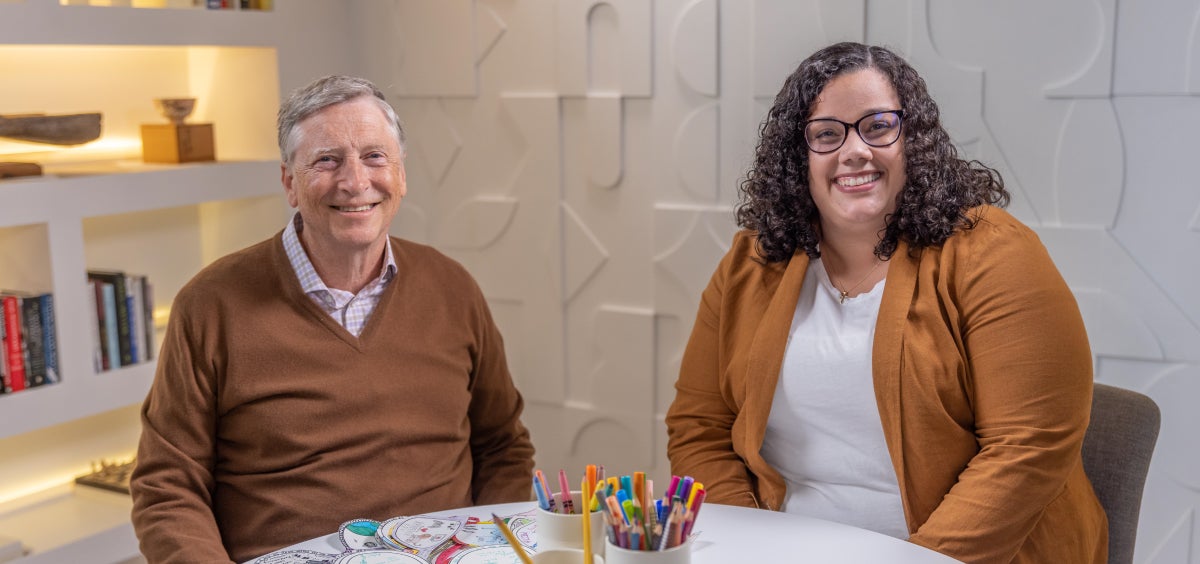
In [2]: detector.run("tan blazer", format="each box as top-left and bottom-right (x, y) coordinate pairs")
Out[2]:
(666, 206), (1107, 563)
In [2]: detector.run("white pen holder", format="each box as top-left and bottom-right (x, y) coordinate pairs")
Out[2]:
(536, 490), (607, 556)
(603, 536), (692, 564)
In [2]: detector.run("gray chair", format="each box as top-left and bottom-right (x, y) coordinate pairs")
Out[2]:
(1081, 382), (1161, 564)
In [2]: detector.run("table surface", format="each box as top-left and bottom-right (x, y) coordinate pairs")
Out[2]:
(252, 501), (962, 563)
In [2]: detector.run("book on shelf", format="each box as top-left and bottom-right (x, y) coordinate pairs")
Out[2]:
(0, 311), (7, 394)
(98, 281), (120, 371)
(87, 270), (132, 368)
(129, 275), (144, 366)
(142, 277), (155, 361)
(1, 294), (26, 393)
(0, 290), (51, 388)
(39, 292), (59, 384)
(128, 275), (156, 362)
(89, 279), (110, 372)
(87, 270), (155, 372)
(0, 291), (61, 391)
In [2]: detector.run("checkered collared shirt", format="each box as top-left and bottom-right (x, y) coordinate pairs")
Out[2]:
(282, 213), (397, 337)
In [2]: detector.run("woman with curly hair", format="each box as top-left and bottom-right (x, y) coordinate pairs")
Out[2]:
(665, 42), (1106, 563)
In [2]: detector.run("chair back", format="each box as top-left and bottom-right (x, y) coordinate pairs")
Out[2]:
(1081, 382), (1161, 564)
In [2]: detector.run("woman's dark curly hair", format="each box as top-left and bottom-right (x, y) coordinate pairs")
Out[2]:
(736, 42), (1009, 262)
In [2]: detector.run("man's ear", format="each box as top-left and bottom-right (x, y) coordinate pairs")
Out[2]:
(281, 163), (298, 208)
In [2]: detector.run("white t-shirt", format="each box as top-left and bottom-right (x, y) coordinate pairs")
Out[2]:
(758, 258), (908, 539)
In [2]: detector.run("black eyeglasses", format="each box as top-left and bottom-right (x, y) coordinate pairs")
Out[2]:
(803, 110), (904, 154)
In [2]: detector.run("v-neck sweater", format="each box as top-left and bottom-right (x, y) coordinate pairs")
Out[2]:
(131, 232), (535, 563)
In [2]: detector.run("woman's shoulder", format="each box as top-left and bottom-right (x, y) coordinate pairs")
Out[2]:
(948, 205), (1043, 249)
(936, 205), (1061, 280)
(709, 229), (791, 289)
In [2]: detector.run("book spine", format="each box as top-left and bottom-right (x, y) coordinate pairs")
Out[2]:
(39, 293), (59, 384)
(89, 272), (132, 367)
(100, 283), (120, 370)
(0, 312), (7, 394)
(126, 275), (139, 365)
(19, 294), (46, 387)
(91, 280), (110, 372)
(142, 278), (155, 361)
(1, 295), (26, 392)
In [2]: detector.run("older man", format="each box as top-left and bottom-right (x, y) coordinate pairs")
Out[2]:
(130, 75), (535, 563)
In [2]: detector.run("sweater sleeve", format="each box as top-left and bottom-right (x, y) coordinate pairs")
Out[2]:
(665, 240), (761, 508)
(465, 283), (536, 505)
(907, 217), (1094, 563)
(130, 290), (235, 564)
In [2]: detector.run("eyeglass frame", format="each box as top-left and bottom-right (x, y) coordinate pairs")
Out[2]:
(802, 109), (905, 154)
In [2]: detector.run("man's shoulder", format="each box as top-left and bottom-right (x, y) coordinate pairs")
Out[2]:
(177, 236), (280, 301)
(390, 237), (476, 282)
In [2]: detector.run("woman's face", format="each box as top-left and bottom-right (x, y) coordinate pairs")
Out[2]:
(805, 68), (906, 237)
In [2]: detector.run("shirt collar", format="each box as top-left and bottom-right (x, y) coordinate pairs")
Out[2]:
(283, 213), (397, 295)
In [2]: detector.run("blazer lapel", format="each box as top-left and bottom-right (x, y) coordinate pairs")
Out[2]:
(872, 241), (919, 524)
(741, 251), (810, 503)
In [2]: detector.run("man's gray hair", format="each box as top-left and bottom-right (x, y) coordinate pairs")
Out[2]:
(277, 75), (406, 165)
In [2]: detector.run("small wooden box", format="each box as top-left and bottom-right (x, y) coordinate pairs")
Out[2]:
(140, 123), (215, 164)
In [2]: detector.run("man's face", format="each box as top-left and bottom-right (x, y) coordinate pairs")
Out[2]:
(282, 96), (406, 263)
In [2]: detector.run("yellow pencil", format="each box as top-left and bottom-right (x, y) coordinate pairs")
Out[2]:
(581, 476), (594, 564)
(491, 513), (533, 564)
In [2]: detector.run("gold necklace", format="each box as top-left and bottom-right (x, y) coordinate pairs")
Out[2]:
(828, 258), (883, 304)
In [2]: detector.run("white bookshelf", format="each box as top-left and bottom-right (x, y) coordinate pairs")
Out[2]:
(0, 0), (356, 560)
(0, 484), (139, 564)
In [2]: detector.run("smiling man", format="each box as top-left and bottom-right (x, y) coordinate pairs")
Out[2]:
(130, 76), (535, 564)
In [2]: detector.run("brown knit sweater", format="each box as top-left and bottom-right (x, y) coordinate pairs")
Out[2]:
(130, 233), (535, 563)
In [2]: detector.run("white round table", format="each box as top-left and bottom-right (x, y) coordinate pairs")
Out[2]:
(249, 501), (962, 563)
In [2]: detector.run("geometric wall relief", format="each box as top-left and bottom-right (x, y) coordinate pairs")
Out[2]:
(752, 0), (864, 99)
(956, 130), (1037, 225)
(866, 1), (1039, 220)
(868, 1), (1040, 221)
(1113, 0), (1200, 95)
(867, 0), (986, 144)
(398, 98), (464, 188)
(1088, 359), (1197, 564)
(653, 204), (736, 304)
(434, 195), (519, 250)
(1144, 363), (1200, 491)
(656, 214), (734, 433)
(1041, 0), (1116, 99)
(1052, 99), (1123, 228)
(1038, 227), (1200, 363)
(1137, 362), (1200, 564)
(358, 0), (477, 97)
(674, 102), (720, 202)
(549, 306), (659, 479)
(1139, 508), (1195, 564)
(1191, 11), (1200, 94)
(1073, 288), (1164, 361)
(1111, 96), (1200, 332)
(588, 305), (656, 418)
(584, 94), (624, 189)
(563, 203), (610, 303)
(671, 0), (719, 98)
(923, 0), (1117, 226)
(669, 0), (720, 202)
(565, 413), (659, 481)
(475, 0), (508, 64)
(652, 204), (736, 420)
(557, 0), (652, 96)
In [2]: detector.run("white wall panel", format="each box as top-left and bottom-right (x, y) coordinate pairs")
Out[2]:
(357, 1), (1200, 561)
